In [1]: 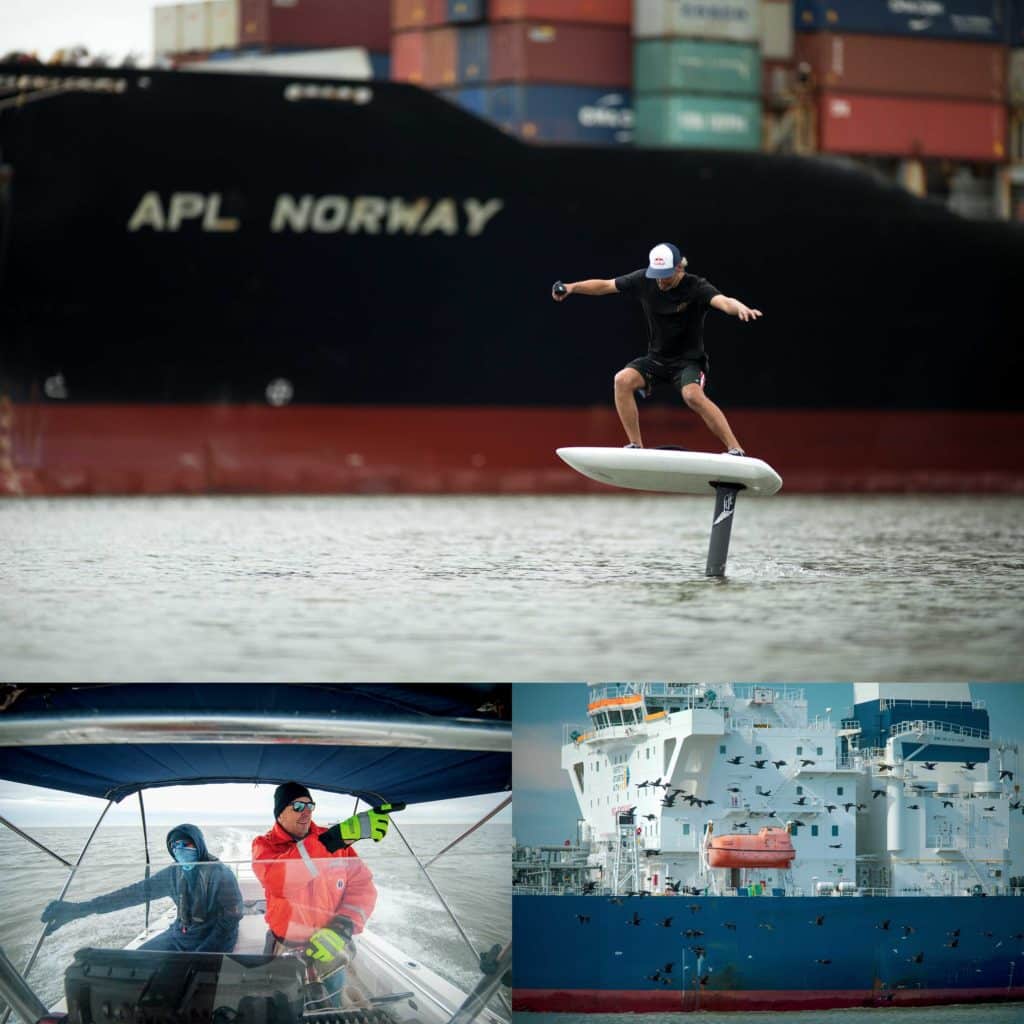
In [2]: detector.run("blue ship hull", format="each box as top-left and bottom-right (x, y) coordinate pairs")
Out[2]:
(513, 893), (1024, 1011)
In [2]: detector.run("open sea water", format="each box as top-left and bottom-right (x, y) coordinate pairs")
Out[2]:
(1, 495), (1022, 681)
(0, 823), (509, 1019)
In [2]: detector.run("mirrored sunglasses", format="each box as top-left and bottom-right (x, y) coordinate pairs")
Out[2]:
(291, 801), (315, 812)
(171, 840), (196, 850)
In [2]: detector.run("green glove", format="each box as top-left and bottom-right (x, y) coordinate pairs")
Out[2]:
(304, 926), (349, 978)
(338, 804), (393, 844)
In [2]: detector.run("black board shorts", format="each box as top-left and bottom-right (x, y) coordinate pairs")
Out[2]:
(626, 355), (708, 397)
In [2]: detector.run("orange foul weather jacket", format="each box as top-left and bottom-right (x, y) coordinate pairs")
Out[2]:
(252, 821), (378, 944)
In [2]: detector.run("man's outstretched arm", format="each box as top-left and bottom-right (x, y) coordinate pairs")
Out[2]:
(710, 293), (762, 322)
(552, 278), (618, 301)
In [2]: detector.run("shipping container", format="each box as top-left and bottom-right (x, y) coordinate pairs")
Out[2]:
(369, 52), (391, 78)
(489, 22), (631, 85)
(1011, 48), (1024, 103)
(447, 0), (487, 22)
(181, 3), (212, 52)
(817, 93), (1007, 161)
(633, 0), (761, 43)
(457, 23), (490, 81)
(795, 33), (1007, 102)
(209, 0), (239, 50)
(240, 0), (390, 50)
(1012, 0), (1024, 44)
(795, 0), (1008, 43)
(439, 86), (490, 115)
(634, 93), (762, 148)
(487, 83), (633, 143)
(393, 0), (447, 30)
(761, 58), (797, 106)
(424, 25), (458, 85)
(762, 0), (793, 59)
(634, 39), (760, 96)
(491, 0), (631, 24)
(154, 5), (183, 57)
(392, 28), (427, 82)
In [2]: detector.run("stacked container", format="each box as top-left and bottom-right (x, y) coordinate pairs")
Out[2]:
(155, 0), (390, 74)
(632, 0), (763, 150)
(1010, 0), (1024, 217)
(395, 0), (634, 145)
(792, 0), (1008, 166)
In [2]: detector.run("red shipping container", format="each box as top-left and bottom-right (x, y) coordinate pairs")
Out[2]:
(392, 29), (427, 82)
(490, 0), (630, 25)
(795, 33), (1007, 102)
(424, 26), (458, 86)
(818, 93), (1007, 162)
(392, 0), (447, 31)
(239, 0), (390, 50)
(489, 22), (631, 86)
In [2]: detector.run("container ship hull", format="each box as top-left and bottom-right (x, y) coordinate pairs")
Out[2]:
(513, 892), (1024, 1011)
(2, 65), (1023, 495)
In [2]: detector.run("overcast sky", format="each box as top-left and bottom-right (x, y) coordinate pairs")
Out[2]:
(6, 0), (155, 62)
(512, 683), (1024, 845)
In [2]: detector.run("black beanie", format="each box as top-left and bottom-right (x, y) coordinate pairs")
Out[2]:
(274, 781), (312, 819)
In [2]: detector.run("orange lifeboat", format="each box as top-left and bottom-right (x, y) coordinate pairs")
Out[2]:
(707, 827), (796, 869)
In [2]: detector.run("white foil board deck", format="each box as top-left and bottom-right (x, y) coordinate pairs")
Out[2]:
(557, 446), (783, 496)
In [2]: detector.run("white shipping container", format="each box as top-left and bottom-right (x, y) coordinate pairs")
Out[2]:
(209, 0), (239, 50)
(1010, 49), (1024, 106)
(181, 2), (212, 52)
(154, 4), (183, 57)
(761, 0), (792, 59)
(633, 0), (761, 43)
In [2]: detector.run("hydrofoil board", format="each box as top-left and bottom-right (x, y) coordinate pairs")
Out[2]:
(557, 446), (783, 496)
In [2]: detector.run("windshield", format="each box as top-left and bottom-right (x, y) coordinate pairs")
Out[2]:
(0, 819), (510, 1024)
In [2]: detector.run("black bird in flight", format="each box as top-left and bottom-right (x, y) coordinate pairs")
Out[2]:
(983, 806), (996, 812)
(825, 804), (837, 813)
(576, 914), (591, 924)
(727, 786), (742, 793)
(872, 789), (886, 798)
(948, 929), (960, 938)
(942, 800), (954, 808)
(800, 759), (815, 766)
(643, 813), (657, 821)
(908, 952), (924, 964)
(698, 974), (710, 987)
(962, 762), (977, 770)
(810, 915), (825, 925)
(657, 917), (674, 928)
(877, 920), (892, 931)
(772, 760), (787, 769)
(843, 803), (857, 812)
(795, 796), (808, 805)
(582, 882), (597, 894)
(877, 763), (894, 773)
(682, 929), (704, 938)
(726, 756), (743, 765)
(662, 962), (675, 974)
(723, 921), (737, 930)
(752, 760), (768, 769)
(999, 770), (1014, 781)
(735, 821), (749, 828)
(945, 938), (960, 948)
(628, 912), (641, 926)
(922, 762), (937, 770)
(907, 804), (920, 810)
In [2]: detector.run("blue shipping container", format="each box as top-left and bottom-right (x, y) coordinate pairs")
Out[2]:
(795, 0), (1009, 42)
(369, 52), (391, 80)
(457, 24), (490, 82)
(1010, 0), (1024, 43)
(487, 84), (633, 145)
(447, 0), (487, 22)
(439, 87), (489, 116)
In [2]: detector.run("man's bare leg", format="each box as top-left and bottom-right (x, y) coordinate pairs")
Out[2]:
(681, 383), (742, 451)
(614, 367), (646, 446)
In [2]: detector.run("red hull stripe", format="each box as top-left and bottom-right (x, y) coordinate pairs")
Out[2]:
(513, 986), (1024, 1012)
(3, 403), (1024, 496)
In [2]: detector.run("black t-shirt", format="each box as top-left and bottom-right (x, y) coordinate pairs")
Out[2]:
(614, 269), (720, 362)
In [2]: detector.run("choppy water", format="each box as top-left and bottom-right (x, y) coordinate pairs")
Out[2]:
(1, 495), (1022, 680)
(513, 1010), (1024, 1024)
(0, 823), (510, 1017)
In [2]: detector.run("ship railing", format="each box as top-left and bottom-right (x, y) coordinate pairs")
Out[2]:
(889, 719), (990, 741)
(511, 884), (602, 896)
(879, 698), (986, 712)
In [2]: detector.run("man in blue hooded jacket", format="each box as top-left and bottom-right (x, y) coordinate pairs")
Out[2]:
(40, 824), (243, 953)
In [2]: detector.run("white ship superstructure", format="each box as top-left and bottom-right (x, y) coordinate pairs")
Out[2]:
(560, 683), (1022, 898)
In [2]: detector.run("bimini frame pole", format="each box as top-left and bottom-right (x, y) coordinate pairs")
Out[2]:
(0, 799), (115, 1024)
(0, 946), (48, 1024)
(706, 483), (744, 577)
(139, 791), (152, 934)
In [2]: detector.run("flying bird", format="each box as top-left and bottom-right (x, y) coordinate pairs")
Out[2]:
(682, 929), (704, 938)
(800, 759), (815, 767)
(643, 814), (657, 821)
(907, 804), (920, 810)
(999, 770), (1014, 781)
(629, 912), (641, 926)
(576, 914), (591, 924)
(945, 938), (960, 948)
(723, 922), (737, 931)
(795, 796), (808, 805)
(810, 915), (825, 926)
(877, 920), (892, 931)
(942, 801), (954, 808)
(962, 762), (977, 770)
(726, 756), (743, 765)
(735, 821), (749, 828)
(658, 917), (674, 928)
(922, 762), (937, 770)
(872, 790), (886, 799)
(877, 764), (894, 773)
(825, 804), (837, 813)
(983, 806), (996, 812)
(828, 843), (842, 848)
(843, 803), (857, 812)
(908, 952), (924, 964)
(772, 760), (787, 769)
(752, 760), (768, 769)
(727, 786), (742, 793)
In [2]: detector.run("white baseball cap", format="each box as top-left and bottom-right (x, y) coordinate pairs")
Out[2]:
(646, 242), (682, 279)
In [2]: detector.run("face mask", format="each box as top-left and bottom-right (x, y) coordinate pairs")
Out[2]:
(173, 846), (200, 872)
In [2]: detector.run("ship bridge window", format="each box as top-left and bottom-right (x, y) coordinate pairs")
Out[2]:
(796, 785), (803, 795)
(719, 745), (727, 754)
(816, 747), (823, 755)
(683, 823), (691, 836)
(608, 710), (623, 726)
(796, 745), (803, 755)
(811, 825), (819, 836)
(831, 825), (839, 837)
(755, 745), (763, 755)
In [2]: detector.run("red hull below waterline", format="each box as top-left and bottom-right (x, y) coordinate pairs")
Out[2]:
(513, 985), (1024, 1012)
(3, 403), (1023, 496)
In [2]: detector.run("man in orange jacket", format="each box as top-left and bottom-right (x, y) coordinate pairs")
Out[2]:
(252, 781), (396, 998)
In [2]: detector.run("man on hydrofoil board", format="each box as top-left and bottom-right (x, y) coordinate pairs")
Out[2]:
(552, 243), (762, 453)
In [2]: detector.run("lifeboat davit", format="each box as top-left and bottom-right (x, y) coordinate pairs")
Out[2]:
(707, 827), (796, 869)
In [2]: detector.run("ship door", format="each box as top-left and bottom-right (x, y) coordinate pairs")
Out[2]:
(729, 868), (741, 890)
